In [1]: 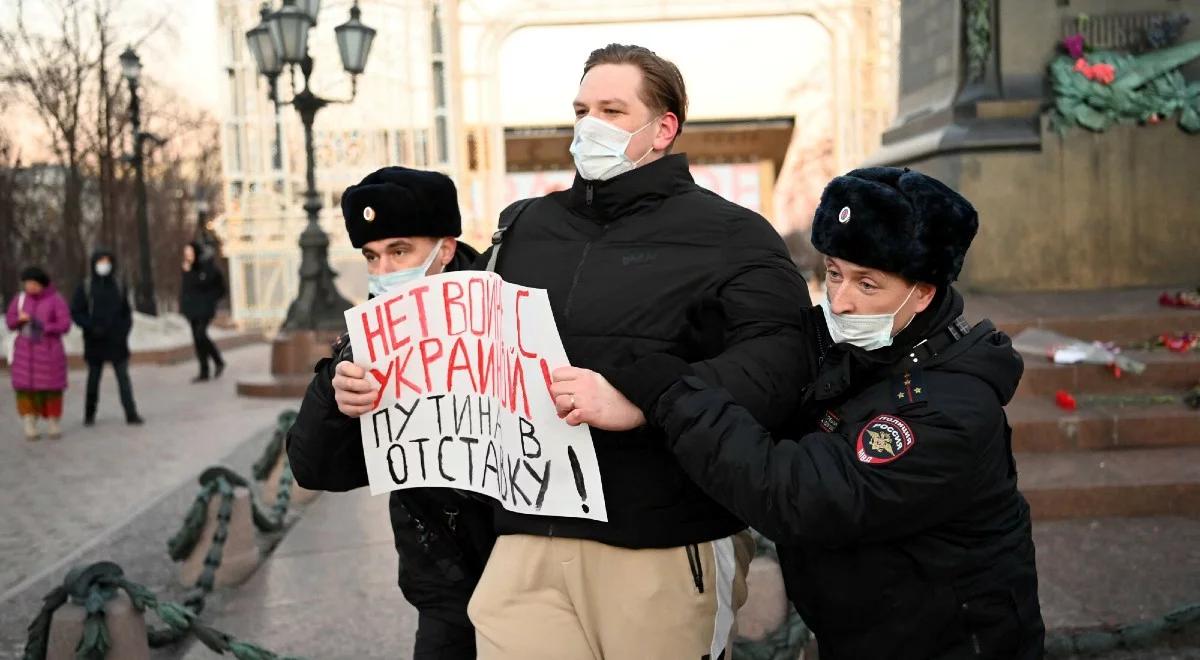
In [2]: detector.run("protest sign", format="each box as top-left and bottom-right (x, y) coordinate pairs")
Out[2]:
(344, 271), (607, 522)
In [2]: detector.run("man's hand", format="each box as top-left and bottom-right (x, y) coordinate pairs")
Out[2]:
(550, 366), (646, 431)
(332, 360), (379, 418)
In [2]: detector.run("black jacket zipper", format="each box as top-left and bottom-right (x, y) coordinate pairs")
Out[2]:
(562, 184), (606, 323)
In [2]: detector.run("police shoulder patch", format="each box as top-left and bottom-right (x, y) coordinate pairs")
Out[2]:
(855, 414), (916, 465)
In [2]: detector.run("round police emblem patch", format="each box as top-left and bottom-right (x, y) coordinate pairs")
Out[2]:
(363, 206), (376, 222)
(838, 206), (851, 223)
(855, 415), (915, 465)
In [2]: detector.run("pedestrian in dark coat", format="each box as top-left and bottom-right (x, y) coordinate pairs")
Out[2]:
(70, 250), (143, 425)
(180, 241), (227, 382)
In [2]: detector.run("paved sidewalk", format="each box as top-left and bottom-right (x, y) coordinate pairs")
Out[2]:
(181, 489), (418, 660)
(192, 503), (1200, 659)
(0, 343), (284, 598)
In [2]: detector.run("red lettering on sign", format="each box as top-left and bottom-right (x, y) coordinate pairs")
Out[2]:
(443, 280), (466, 336)
(446, 336), (479, 393)
(383, 293), (410, 353)
(409, 285), (432, 338)
(515, 290), (538, 359)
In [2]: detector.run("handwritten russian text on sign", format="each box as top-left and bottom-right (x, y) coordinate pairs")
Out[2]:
(344, 271), (607, 521)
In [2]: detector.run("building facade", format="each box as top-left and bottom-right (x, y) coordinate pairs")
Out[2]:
(216, 0), (899, 328)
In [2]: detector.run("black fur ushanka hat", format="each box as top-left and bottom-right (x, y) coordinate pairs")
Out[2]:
(811, 167), (978, 285)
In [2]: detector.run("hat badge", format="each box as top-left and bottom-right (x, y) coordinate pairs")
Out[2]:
(838, 206), (852, 224)
(363, 206), (376, 222)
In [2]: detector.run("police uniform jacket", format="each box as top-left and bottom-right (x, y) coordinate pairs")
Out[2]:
(650, 287), (1045, 659)
(287, 242), (494, 652)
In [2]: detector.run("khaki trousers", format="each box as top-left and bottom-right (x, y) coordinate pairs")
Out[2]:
(468, 532), (753, 660)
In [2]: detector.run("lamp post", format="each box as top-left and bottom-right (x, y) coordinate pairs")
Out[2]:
(194, 187), (213, 249)
(245, 0), (376, 332)
(120, 45), (158, 316)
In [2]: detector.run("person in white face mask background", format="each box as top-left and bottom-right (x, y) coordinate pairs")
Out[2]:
(606, 167), (1044, 660)
(286, 167), (494, 660)
(70, 250), (143, 426)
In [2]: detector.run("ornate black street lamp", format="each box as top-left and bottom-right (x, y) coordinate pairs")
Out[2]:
(245, 0), (376, 331)
(119, 45), (159, 316)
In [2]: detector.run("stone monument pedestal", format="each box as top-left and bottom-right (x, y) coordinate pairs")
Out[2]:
(46, 592), (150, 660)
(179, 486), (260, 588)
(866, 0), (1200, 292)
(236, 330), (340, 398)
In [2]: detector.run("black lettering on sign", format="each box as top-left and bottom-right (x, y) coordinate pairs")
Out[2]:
(524, 460), (551, 511)
(387, 444), (408, 484)
(507, 455), (530, 506)
(519, 417), (541, 459)
(428, 394), (446, 435)
(478, 396), (494, 437)
(371, 408), (392, 450)
(437, 436), (456, 482)
(454, 395), (474, 435)
(410, 437), (432, 480)
(482, 440), (499, 491)
(393, 398), (421, 441)
(459, 436), (479, 484)
(568, 446), (590, 514)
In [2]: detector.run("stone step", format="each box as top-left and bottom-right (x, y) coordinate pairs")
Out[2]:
(1017, 448), (1200, 520)
(1013, 349), (1200, 399)
(1007, 396), (1200, 453)
(966, 287), (1200, 344)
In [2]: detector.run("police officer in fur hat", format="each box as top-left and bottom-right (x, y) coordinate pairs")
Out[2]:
(287, 167), (495, 660)
(573, 167), (1045, 659)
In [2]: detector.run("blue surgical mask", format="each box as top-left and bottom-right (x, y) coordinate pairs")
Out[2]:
(818, 285), (916, 351)
(367, 239), (444, 298)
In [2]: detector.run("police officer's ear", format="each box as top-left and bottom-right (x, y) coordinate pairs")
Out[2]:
(910, 282), (938, 315)
(438, 237), (458, 271)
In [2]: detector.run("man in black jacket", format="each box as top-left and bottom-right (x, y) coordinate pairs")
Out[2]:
(179, 241), (227, 382)
(596, 168), (1044, 659)
(464, 44), (813, 659)
(286, 167), (493, 660)
(71, 250), (143, 426)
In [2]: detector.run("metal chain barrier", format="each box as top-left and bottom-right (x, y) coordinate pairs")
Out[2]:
(1045, 602), (1200, 657)
(251, 411), (298, 482)
(23, 561), (305, 660)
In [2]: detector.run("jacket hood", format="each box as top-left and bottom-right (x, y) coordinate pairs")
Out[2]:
(90, 250), (118, 273)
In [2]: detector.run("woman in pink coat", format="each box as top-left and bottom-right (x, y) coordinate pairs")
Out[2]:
(6, 266), (73, 440)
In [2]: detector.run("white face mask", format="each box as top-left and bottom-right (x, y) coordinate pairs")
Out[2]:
(367, 239), (444, 298)
(95, 262), (113, 277)
(569, 115), (658, 181)
(818, 285), (917, 351)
